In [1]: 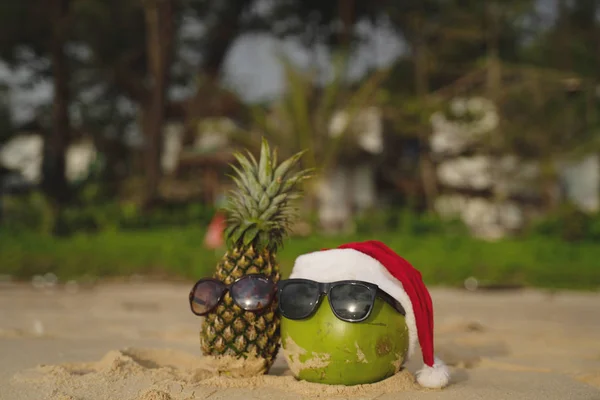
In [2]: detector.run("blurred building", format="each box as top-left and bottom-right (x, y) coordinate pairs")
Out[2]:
(0, 133), (97, 192)
(430, 97), (599, 240)
(317, 107), (384, 233)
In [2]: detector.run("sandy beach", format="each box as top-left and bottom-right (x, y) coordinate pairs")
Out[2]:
(1, 280), (599, 400)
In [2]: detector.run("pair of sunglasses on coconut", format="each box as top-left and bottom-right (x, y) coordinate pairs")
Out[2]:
(188, 274), (405, 323)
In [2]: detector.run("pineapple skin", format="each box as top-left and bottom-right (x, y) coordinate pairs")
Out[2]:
(200, 245), (281, 370)
(199, 138), (311, 373)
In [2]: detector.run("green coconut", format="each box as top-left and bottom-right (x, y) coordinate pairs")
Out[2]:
(280, 296), (409, 386)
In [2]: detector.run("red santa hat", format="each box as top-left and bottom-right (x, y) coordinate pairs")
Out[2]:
(289, 240), (450, 389)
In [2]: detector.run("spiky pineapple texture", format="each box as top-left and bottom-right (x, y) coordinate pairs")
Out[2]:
(223, 139), (311, 252)
(201, 246), (280, 365)
(200, 138), (311, 371)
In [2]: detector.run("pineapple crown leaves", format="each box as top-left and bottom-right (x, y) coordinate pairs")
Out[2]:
(223, 138), (312, 252)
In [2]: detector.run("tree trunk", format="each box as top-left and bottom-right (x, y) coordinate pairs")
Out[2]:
(485, 2), (501, 102)
(337, 0), (355, 49)
(413, 20), (437, 211)
(555, 0), (572, 71)
(181, 1), (249, 147)
(43, 0), (71, 206)
(142, 0), (177, 207)
(202, 2), (249, 82)
(414, 30), (429, 98)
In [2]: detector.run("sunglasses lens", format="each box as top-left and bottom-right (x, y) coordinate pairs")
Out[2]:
(191, 281), (223, 315)
(330, 284), (374, 321)
(230, 276), (275, 311)
(279, 282), (320, 319)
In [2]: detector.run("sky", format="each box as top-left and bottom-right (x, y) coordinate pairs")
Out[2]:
(220, 21), (405, 102)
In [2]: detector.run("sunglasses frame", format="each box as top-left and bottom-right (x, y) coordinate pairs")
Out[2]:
(189, 273), (277, 316)
(277, 278), (406, 323)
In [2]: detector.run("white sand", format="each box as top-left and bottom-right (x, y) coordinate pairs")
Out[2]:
(0, 281), (599, 399)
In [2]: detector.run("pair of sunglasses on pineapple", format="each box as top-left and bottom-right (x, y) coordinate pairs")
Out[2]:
(188, 274), (405, 323)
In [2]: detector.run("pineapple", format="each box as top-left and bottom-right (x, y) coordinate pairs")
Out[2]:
(200, 138), (311, 372)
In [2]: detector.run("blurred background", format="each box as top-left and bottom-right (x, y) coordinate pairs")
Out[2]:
(0, 0), (599, 291)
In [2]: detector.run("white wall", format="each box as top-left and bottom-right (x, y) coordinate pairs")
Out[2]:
(0, 134), (97, 184)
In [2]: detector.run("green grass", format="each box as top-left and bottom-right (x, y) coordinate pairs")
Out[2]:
(1, 227), (599, 290)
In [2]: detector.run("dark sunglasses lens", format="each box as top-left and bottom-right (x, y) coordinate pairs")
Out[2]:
(230, 276), (275, 311)
(279, 282), (320, 319)
(330, 284), (374, 321)
(191, 281), (223, 315)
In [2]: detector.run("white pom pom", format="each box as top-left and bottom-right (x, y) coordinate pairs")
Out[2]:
(416, 357), (450, 388)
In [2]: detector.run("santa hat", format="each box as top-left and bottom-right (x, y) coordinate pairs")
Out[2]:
(289, 240), (450, 389)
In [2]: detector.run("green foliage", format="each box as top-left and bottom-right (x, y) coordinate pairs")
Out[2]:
(1, 192), (56, 235)
(0, 0), (51, 63)
(528, 204), (600, 242)
(0, 227), (220, 280)
(385, 0), (536, 83)
(1, 192), (215, 236)
(354, 207), (469, 237)
(248, 54), (390, 175)
(279, 232), (600, 290)
(1, 200), (598, 291)
(0, 84), (13, 145)
(1, 223), (599, 290)
(494, 68), (600, 159)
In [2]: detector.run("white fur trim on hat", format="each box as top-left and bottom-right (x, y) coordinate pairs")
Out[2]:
(290, 248), (419, 358)
(416, 357), (450, 388)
